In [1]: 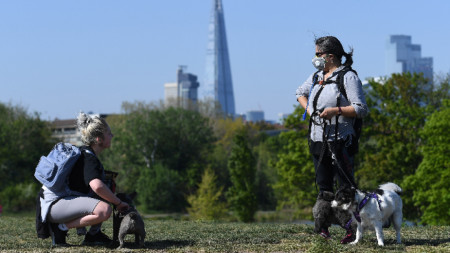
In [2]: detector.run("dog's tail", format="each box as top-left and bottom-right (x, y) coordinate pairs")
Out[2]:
(379, 182), (402, 195)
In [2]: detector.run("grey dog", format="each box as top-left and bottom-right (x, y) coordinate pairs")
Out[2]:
(312, 191), (356, 238)
(113, 192), (146, 249)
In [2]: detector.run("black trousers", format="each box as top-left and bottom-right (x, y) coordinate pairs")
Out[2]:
(311, 142), (355, 192)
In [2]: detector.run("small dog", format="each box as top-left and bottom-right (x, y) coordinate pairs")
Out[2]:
(313, 191), (356, 242)
(331, 183), (403, 246)
(113, 192), (146, 249)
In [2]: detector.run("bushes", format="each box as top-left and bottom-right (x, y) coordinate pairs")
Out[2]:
(0, 182), (39, 212)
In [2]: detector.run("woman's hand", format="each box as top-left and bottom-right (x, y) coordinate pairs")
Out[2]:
(319, 107), (339, 120)
(116, 201), (130, 213)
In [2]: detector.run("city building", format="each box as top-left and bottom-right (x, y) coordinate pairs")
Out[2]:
(204, 0), (235, 117)
(164, 66), (200, 110)
(51, 118), (81, 146)
(164, 82), (178, 108)
(51, 114), (108, 146)
(178, 67), (200, 110)
(385, 35), (433, 82)
(246, 110), (264, 123)
(278, 113), (291, 124)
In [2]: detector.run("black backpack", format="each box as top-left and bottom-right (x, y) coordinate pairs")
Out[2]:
(310, 67), (363, 154)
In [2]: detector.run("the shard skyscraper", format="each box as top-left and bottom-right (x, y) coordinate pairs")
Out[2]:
(204, 0), (235, 116)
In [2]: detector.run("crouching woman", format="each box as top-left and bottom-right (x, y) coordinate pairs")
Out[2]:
(39, 112), (129, 246)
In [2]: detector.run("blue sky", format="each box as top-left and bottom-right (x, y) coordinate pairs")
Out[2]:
(1, 0), (449, 121)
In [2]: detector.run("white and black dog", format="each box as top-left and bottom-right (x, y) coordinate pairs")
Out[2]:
(331, 183), (403, 246)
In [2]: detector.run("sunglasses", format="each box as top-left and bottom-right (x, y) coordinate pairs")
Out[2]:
(315, 52), (328, 57)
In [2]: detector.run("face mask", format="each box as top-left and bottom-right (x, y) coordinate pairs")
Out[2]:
(312, 56), (326, 70)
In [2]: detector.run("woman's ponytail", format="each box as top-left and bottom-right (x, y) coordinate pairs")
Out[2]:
(343, 50), (354, 68)
(77, 112), (108, 146)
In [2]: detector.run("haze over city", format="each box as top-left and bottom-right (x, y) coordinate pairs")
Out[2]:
(1, 0), (449, 121)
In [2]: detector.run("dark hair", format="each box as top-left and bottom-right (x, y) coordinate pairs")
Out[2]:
(315, 36), (354, 67)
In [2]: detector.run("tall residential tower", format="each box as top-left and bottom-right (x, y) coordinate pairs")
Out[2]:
(204, 0), (235, 116)
(386, 35), (433, 82)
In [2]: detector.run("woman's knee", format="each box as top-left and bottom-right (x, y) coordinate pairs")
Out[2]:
(93, 201), (112, 221)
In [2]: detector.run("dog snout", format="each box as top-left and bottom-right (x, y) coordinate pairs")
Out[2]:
(331, 200), (338, 207)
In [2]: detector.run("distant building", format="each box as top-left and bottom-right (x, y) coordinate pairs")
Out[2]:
(278, 113), (290, 123)
(164, 82), (178, 108)
(51, 114), (108, 146)
(178, 67), (200, 110)
(164, 66), (200, 110)
(246, 110), (264, 123)
(51, 119), (81, 146)
(204, 0), (235, 117)
(385, 35), (433, 82)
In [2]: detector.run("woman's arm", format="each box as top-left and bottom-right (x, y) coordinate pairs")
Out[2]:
(298, 96), (308, 110)
(343, 73), (368, 118)
(89, 179), (129, 211)
(319, 106), (356, 120)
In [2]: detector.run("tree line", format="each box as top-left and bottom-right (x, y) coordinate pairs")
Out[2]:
(0, 72), (448, 225)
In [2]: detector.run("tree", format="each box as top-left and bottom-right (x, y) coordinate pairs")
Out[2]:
(0, 103), (54, 211)
(187, 168), (227, 220)
(0, 103), (54, 190)
(357, 72), (445, 219)
(136, 163), (183, 212)
(403, 99), (450, 225)
(226, 128), (257, 222)
(100, 102), (215, 211)
(253, 134), (280, 211)
(206, 117), (246, 190)
(357, 73), (430, 188)
(273, 105), (316, 219)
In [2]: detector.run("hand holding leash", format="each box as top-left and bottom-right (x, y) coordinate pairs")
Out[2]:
(319, 107), (339, 120)
(116, 201), (130, 213)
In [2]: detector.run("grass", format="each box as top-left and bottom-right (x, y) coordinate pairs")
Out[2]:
(0, 214), (449, 252)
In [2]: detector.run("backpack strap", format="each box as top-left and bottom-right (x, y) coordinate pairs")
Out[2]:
(336, 67), (357, 101)
(333, 67), (357, 142)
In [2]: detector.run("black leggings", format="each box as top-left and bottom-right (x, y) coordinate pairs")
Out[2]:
(312, 144), (355, 192)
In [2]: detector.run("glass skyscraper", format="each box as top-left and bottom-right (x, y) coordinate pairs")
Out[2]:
(178, 67), (199, 110)
(385, 35), (433, 82)
(204, 0), (235, 117)
(164, 66), (199, 110)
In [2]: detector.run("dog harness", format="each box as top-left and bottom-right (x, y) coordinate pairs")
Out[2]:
(352, 192), (383, 222)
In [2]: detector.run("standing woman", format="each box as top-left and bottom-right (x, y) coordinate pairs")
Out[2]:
(41, 112), (129, 246)
(296, 36), (368, 243)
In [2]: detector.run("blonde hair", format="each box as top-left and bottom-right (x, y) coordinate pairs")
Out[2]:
(77, 112), (109, 145)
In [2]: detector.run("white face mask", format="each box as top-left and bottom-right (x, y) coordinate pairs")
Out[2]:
(312, 56), (326, 70)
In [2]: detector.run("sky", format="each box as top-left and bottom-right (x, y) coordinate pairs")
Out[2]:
(1, 0), (450, 122)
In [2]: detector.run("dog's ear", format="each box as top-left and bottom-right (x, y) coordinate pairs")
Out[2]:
(129, 191), (137, 200)
(116, 192), (126, 201)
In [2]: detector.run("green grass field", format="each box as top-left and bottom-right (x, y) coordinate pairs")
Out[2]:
(0, 214), (449, 252)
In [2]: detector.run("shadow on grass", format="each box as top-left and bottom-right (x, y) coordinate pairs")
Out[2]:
(104, 240), (194, 250)
(145, 240), (194, 250)
(404, 238), (450, 247)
